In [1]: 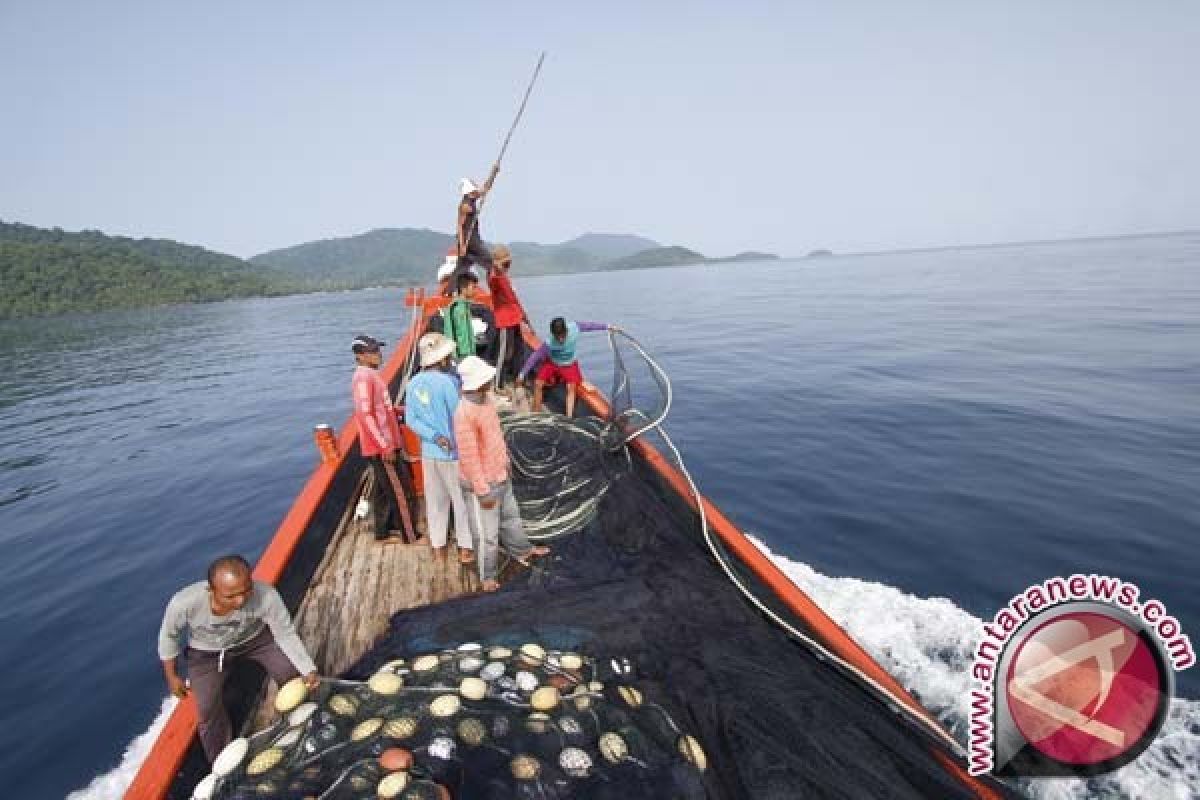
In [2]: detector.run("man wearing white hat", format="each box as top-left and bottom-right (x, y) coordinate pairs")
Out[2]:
(445, 165), (499, 294)
(453, 355), (549, 591)
(405, 333), (475, 564)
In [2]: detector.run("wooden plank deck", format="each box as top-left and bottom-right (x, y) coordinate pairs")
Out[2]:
(246, 466), (479, 730)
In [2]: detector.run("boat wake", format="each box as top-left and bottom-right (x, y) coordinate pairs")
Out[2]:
(747, 537), (1199, 800)
(67, 697), (176, 800)
(69, 546), (1197, 800)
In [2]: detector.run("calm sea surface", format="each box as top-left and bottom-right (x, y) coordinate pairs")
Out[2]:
(1, 234), (1197, 798)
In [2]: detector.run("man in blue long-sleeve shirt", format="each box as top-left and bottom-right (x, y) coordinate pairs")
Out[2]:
(407, 333), (474, 564)
(518, 317), (617, 417)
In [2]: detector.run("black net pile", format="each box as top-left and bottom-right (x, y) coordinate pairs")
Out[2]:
(338, 413), (1001, 799)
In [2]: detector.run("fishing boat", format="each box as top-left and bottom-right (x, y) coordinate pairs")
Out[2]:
(125, 284), (1015, 799)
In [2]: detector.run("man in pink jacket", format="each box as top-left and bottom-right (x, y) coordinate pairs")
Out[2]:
(351, 335), (413, 543)
(453, 356), (549, 591)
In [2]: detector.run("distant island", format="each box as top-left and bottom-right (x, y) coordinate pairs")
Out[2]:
(0, 220), (778, 319)
(806, 249), (834, 257)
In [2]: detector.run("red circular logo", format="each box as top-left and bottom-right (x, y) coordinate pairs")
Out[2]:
(1005, 610), (1168, 767)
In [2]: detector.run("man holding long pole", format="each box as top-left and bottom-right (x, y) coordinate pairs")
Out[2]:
(442, 53), (545, 295)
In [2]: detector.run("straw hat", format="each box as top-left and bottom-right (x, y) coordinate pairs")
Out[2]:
(417, 332), (455, 367)
(457, 356), (496, 391)
(491, 243), (512, 264)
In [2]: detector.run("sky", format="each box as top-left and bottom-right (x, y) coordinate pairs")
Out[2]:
(2, 1), (1199, 259)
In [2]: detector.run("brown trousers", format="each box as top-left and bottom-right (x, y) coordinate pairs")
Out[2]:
(187, 627), (299, 761)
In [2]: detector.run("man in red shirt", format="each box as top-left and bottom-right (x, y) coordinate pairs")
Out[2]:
(487, 243), (530, 387)
(350, 335), (415, 543)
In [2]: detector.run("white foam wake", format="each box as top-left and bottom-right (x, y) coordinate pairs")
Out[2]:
(67, 697), (177, 800)
(749, 536), (1199, 799)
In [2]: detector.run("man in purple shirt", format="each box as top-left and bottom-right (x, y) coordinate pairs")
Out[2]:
(517, 317), (617, 417)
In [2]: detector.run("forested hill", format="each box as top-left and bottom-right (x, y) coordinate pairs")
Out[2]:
(0, 221), (296, 320)
(250, 230), (666, 283)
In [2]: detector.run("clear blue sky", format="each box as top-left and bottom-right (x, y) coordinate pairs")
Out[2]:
(2, 1), (1198, 258)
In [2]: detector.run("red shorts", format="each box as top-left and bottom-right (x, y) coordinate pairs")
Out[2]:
(536, 360), (582, 386)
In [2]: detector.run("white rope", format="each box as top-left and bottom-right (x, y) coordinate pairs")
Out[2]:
(394, 292), (423, 405)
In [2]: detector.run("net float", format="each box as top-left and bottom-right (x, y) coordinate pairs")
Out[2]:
(274, 676), (309, 713)
(213, 737), (249, 777)
(379, 747), (413, 772)
(377, 771), (409, 798)
(368, 671), (403, 696)
(245, 746), (284, 776)
(510, 754), (541, 780)
(429, 694), (461, 718)
(459, 677), (487, 700)
(678, 734), (707, 771)
(530, 686), (560, 711)
(351, 718), (384, 742)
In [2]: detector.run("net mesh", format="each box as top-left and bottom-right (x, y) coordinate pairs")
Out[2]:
(197, 336), (1007, 799)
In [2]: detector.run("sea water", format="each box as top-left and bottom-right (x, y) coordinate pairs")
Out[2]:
(0, 233), (1195, 798)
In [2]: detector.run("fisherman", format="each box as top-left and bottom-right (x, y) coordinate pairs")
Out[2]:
(405, 333), (475, 564)
(453, 356), (549, 591)
(444, 167), (499, 294)
(350, 334), (415, 543)
(438, 271), (497, 363)
(158, 555), (319, 762)
(487, 243), (531, 387)
(442, 273), (479, 360)
(517, 317), (618, 417)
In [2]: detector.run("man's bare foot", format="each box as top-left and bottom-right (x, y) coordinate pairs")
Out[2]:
(458, 548), (476, 565)
(529, 545), (550, 558)
(481, 580), (500, 593)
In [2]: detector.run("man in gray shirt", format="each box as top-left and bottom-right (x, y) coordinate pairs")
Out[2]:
(158, 555), (319, 760)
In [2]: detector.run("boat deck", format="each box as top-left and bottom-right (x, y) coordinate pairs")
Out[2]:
(247, 467), (479, 729)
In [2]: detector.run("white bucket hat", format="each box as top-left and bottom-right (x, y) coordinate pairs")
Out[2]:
(457, 355), (496, 391)
(417, 332), (455, 367)
(436, 256), (458, 281)
(460, 177), (479, 196)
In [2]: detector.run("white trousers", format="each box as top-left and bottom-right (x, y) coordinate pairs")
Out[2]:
(422, 458), (472, 549)
(465, 481), (533, 582)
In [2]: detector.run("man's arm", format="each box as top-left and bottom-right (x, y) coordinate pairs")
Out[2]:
(157, 594), (189, 697)
(354, 378), (394, 454)
(261, 586), (318, 682)
(456, 202), (472, 253)
(518, 344), (549, 383)
(453, 411), (490, 498)
(403, 385), (440, 444)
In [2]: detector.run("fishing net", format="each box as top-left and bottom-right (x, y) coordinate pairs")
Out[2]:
(191, 332), (1010, 799)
